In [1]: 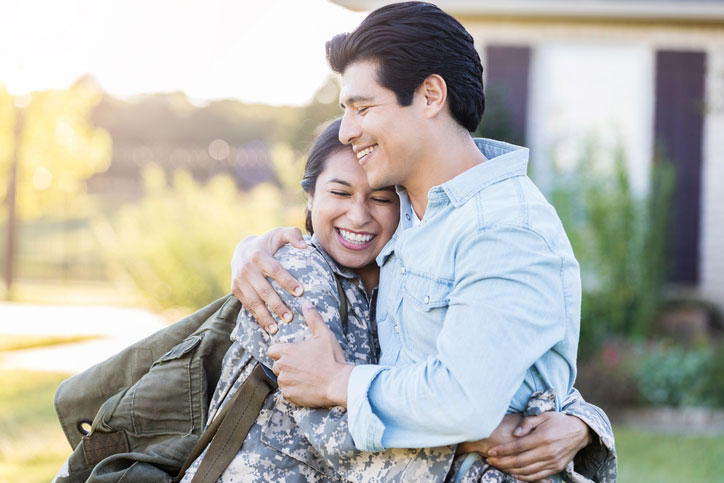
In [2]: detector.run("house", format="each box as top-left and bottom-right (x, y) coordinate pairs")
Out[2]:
(331, 0), (724, 314)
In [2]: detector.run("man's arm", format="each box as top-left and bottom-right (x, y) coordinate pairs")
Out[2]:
(472, 387), (616, 482)
(246, 245), (457, 482)
(354, 226), (571, 449)
(273, 225), (575, 450)
(230, 227), (306, 334)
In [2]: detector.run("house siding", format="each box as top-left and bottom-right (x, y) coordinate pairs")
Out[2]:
(701, 47), (724, 306)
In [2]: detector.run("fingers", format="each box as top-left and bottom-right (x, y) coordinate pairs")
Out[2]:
(514, 414), (542, 437)
(262, 255), (304, 299)
(301, 301), (326, 336)
(238, 271), (281, 334)
(274, 227), (307, 250)
(268, 343), (286, 361)
(488, 432), (540, 458)
(488, 445), (567, 478)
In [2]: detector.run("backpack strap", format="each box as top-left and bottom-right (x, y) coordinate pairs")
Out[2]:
(333, 272), (348, 330)
(176, 363), (277, 482)
(176, 268), (349, 481)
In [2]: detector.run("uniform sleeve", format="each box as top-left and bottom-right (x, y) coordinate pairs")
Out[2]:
(236, 245), (456, 481)
(234, 244), (350, 368)
(560, 388), (618, 482)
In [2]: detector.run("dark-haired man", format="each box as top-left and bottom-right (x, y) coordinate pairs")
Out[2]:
(233, 2), (616, 481)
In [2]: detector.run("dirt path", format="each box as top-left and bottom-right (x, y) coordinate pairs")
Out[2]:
(0, 302), (167, 373)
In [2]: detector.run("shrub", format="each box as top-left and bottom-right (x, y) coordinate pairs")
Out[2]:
(634, 343), (712, 407)
(551, 145), (675, 358)
(99, 148), (305, 310)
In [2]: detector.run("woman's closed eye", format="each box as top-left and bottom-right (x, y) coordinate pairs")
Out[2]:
(330, 190), (351, 197)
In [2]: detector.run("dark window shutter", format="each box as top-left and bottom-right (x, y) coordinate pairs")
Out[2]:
(479, 45), (531, 145)
(654, 50), (706, 284)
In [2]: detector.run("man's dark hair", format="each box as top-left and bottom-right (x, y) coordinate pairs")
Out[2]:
(301, 118), (346, 235)
(326, 1), (485, 132)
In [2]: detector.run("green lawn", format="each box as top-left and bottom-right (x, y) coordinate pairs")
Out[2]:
(0, 370), (73, 483)
(0, 368), (722, 482)
(614, 426), (724, 482)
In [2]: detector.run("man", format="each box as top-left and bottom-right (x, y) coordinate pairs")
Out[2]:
(233, 3), (615, 481)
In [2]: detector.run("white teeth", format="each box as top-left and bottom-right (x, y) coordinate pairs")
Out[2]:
(356, 145), (377, 160)
(338, 229), (374, 244)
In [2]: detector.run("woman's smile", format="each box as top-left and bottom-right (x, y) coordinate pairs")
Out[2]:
(335, 228), (377, 251)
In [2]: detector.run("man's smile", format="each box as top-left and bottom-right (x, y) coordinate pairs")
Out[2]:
(355, 144), (378, 161)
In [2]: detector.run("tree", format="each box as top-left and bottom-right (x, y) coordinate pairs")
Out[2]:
(0, 77), (111, 296)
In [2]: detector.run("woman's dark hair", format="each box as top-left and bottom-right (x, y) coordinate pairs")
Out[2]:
(301, 118), (346, 235)
(326, 1), (485, 132)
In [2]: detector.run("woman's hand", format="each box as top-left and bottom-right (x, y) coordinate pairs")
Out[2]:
(458, 412), (593, 482)
(230, 227), (307, 334)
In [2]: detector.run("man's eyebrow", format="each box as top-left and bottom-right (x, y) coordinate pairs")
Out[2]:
(340, 95), (374, 109)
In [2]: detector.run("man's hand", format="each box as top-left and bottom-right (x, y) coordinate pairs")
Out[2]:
(456, 413), (523, 456)
(483, 412), (593, 481)
(230, 227), (307, 334)
(268, 302), (354, 408)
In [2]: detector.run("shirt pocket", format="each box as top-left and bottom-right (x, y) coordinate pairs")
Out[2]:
(110, 335), (204, 435)
(400, 272), (453, 357)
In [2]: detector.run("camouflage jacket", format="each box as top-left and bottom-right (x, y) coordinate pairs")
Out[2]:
(182, 237), (616, 482)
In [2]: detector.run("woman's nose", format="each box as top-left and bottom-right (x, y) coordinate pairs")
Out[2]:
(347, 199), (372, 227)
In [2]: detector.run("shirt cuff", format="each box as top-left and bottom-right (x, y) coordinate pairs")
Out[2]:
(346, 364), (387, 452)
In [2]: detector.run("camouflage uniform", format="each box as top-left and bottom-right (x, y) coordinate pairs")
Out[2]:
(182, 237), (616, 482)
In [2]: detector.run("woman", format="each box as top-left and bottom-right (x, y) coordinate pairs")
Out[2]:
(182, 119), (615, 482)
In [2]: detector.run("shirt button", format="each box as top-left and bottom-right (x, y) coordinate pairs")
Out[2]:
(394, 324), (399, 333)
(400, 266), (406, 274)
(424, 295), (430, 304)
(405, 213), (411, 220)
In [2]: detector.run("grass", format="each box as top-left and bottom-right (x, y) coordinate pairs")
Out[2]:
(0, 334), (102, 352)
(0, 370), (73, 483)
(0, 368), (722, 482)
(614, 426), (724, 482)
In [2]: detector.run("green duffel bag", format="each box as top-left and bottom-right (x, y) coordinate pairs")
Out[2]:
(53, 295), (240, 482)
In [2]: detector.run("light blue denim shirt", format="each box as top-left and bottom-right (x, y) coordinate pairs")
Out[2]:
(346, 138), (581, 451)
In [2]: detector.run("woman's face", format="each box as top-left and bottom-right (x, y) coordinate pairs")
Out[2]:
(310, 148), (399, 270)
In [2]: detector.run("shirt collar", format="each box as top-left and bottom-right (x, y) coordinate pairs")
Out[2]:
(439, 138), (529, 208)
(308, 234), (359, 280)
(375, 138), (529, 267)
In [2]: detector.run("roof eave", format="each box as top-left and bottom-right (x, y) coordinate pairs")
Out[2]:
(330, 1), (724, 24)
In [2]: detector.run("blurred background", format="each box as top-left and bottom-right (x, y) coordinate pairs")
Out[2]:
(1, 0), (723, 481)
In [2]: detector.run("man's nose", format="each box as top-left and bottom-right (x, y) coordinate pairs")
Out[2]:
(339, 112), (361, 145)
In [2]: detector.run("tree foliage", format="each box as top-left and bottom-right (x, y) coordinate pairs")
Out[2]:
(0, 79), (111, 220)
(101, 145), (306, 310)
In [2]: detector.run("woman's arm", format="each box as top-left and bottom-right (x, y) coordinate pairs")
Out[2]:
(461, 388), (616, 482)
(238, 243), (456, 482)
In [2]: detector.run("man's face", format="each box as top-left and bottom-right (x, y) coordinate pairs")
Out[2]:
(338, 60), (423, 189)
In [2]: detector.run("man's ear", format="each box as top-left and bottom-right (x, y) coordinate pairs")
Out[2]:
(417, 74), (447, 119)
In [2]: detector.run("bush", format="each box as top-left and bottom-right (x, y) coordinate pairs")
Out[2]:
(634, 343), (712, 407)
(550, 145), (675, 358)
(99, 151), (305, 310)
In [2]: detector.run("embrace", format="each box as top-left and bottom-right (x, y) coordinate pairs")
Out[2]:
(57, 2), (617, 482)
(191, 2), (617, 481)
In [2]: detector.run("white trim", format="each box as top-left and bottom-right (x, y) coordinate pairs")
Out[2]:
(331, 1), (724, 23)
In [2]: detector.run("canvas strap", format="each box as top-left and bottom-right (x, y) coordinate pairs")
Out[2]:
(176, 272), (348, 482)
